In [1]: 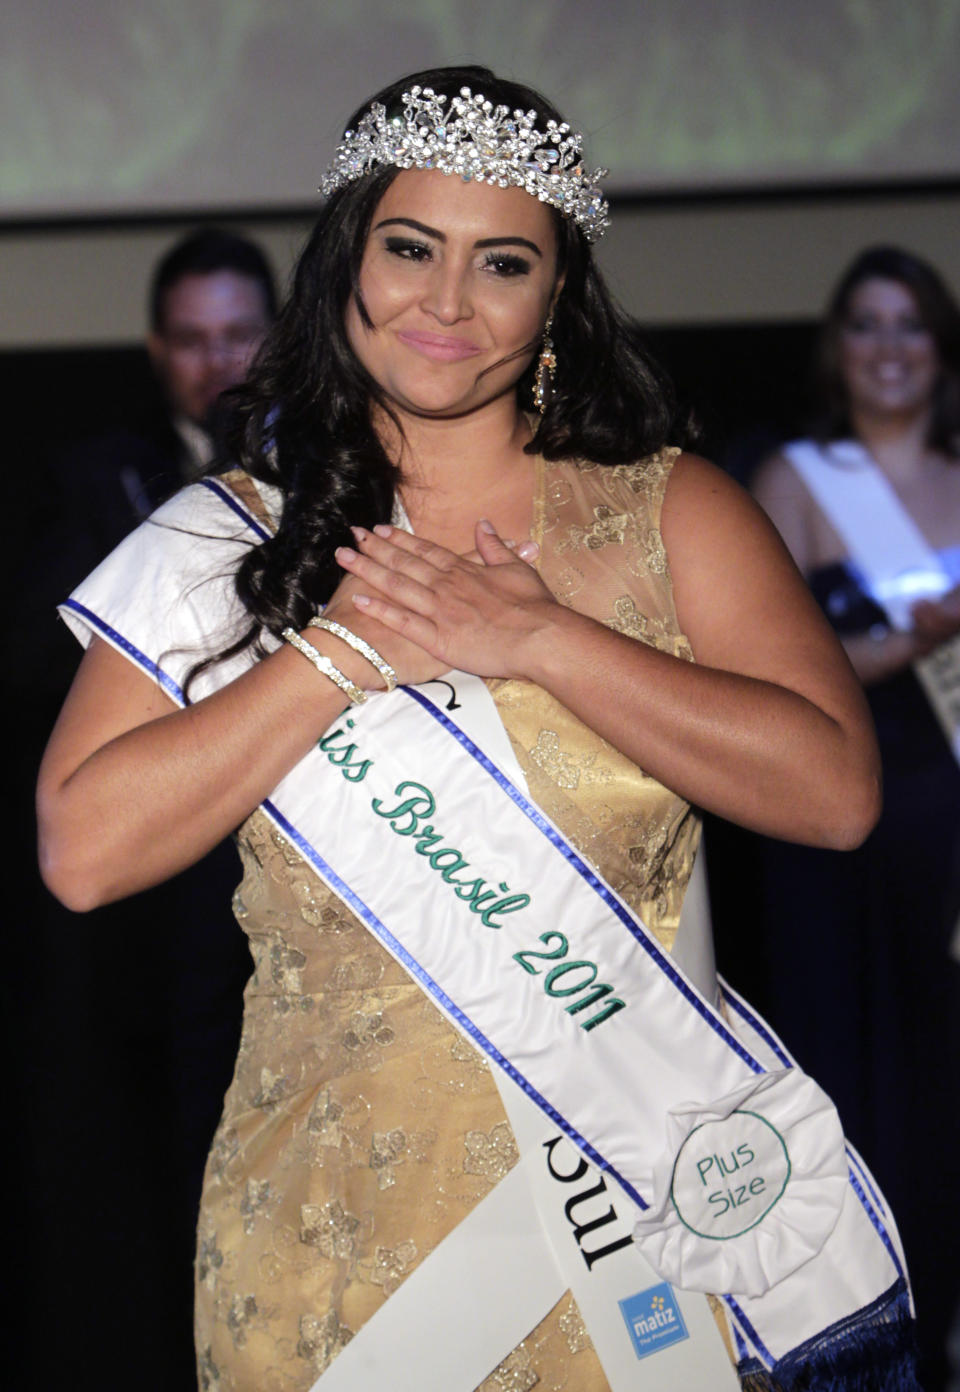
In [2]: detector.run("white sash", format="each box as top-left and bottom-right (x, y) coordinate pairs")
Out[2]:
(785, 439), (960, 760)
(60, 478), (912, 1386)
(312, 832), (736, 1391)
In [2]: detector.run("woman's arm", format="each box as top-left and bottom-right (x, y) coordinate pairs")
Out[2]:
(339, 454), (881, 849)
(753, 451), (960, 686)
(37, 582), (445, 911)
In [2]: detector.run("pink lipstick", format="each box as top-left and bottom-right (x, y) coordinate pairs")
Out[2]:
(397, 330), (482, 362)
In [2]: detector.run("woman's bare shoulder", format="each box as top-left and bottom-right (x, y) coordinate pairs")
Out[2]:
(662, 449), (767, 524)
(660, 451), (794, 575)
(656, 451), (832, 663)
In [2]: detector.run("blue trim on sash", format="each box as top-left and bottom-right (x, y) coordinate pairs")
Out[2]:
(724, 1295), (775, 1367)
(259, 796), (650, 1213)
(846, 1147), (887, 1219)
(731, 1322), (751, 1363)
(62, 599), (186, 705)
(719, 977), (793, 1069)
(716, 976), (902, 1275)
(404, 684), (765, 1075)
(200, 477), (272, 541)
(846, 1164), (904, 1280)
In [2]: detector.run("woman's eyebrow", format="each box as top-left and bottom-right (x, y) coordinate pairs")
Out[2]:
(373, 217), (542, 257)
(474, 236), (542, 257)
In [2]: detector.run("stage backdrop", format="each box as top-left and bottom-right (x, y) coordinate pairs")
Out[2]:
(3, 0), (959, 221)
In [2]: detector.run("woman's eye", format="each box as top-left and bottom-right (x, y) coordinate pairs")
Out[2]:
(481, 252), (531, 277)
(844, 315), (930, 338)
(384, 237), (432, 262)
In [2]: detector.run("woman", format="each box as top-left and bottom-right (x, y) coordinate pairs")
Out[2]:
(753, 245), (960, 1389)
(38, 71), (913, 1391)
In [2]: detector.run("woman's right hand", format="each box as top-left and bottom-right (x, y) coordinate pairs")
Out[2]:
(321, 529), (540, 686)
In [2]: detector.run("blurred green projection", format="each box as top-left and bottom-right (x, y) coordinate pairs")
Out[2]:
(3, 0), (959, 214)
(2, 0), (264, 201)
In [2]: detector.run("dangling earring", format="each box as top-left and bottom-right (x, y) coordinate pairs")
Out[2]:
(534, 313), (557, 415)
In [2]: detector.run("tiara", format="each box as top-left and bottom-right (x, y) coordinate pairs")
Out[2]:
(320, 85), (610, 242)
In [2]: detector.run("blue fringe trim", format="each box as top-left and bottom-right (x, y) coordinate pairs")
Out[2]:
(737, 1279), (921, 1391)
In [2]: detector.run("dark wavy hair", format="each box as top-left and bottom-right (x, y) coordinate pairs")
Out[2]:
(195, 65), (691, 685)
(812, 244), (960, 454)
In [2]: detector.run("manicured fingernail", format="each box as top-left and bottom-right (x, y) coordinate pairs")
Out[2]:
(352, 593), (371, 607)
(478, 518), (496, 534)
(373, 524), (393, 538)
(518, 541), (539, 560)
(336, 546), (357, 562)
(350, 526), (367, 541)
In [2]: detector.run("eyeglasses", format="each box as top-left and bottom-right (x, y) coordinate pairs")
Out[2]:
(162, 324), (266, 359)
(841, 314), (931, 344)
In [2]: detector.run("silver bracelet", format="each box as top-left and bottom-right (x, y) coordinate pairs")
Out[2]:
(307, 616), (398, 692)
(281, 628), (367, 705)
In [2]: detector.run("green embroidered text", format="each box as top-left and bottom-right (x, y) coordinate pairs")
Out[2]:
(371, 781), (531, 928)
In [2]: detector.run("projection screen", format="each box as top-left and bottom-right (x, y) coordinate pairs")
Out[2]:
(3, 0), (958, 220)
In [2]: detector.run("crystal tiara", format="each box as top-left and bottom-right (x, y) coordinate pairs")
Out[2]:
(320, 85), (610, 242)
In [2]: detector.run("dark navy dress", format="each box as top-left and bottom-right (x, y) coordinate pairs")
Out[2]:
(759, 557), (960, 1388)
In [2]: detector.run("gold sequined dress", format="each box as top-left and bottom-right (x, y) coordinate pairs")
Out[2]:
(196, 448), (707, 1391)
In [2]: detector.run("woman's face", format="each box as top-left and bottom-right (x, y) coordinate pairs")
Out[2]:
(839, 276), (940, 422)
(345, 168), (561, 418)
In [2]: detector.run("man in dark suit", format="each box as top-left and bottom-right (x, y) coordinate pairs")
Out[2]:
(60, 227), (277, 551)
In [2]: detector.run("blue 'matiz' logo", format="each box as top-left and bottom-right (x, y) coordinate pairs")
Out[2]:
(618, 1281), (689, 1359)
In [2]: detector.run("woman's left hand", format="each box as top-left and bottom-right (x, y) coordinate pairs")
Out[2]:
(911, 584), (960, 651)
(336, 521), (557, 678)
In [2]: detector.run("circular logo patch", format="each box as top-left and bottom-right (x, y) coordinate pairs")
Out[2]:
(669, 1109), (791, 1240)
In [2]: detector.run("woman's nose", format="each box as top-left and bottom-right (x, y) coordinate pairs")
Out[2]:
(865, 322), (912, 350)
(421, 265), (473, 324)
